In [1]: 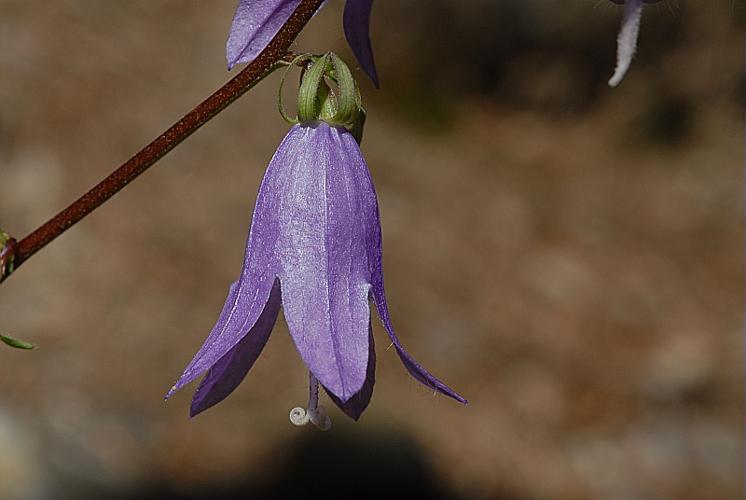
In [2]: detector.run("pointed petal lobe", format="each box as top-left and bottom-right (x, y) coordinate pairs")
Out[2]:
(167, 275), (275, 397)
(325, 324), (376, 420)
(189, 280), (282, 417)
(226, 0), (301, 70)
(359, 140), (466, 404)
(372, 286), (467, 404)
(343, 0), (379, 87)
(168, 126), (301, 397)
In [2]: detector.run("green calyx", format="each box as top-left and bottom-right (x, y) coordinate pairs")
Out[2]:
(278, 52), (367, 143)
(0, 229), (15, 278)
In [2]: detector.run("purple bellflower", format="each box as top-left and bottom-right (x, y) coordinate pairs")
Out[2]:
(227, 0), (379, 87)
(608, 0), (661, 87)
(167, 54), (464, 427)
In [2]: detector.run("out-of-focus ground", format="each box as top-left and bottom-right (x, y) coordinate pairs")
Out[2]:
(0, 1), (742, 499)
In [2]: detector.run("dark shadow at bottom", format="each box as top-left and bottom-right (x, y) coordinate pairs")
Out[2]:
(112, 429), (481, 500)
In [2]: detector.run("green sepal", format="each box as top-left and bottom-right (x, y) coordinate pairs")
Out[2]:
(297, 53), (331, 123)
(1, 334), (36, 350)
(279, 52), (367, 143)
(328, 53), (357, 126)
(317, 82), (339, 121)
(0, 229), (15, 278)
(277, 53), (313, 125)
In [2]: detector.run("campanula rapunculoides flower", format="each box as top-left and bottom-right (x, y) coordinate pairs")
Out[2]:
(226, 0), (379, 87)
(166, 54), (464, 426)
(608, 0), (661, 87)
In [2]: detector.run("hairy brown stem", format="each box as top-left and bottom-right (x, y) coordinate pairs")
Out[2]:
(0, 0), (324, 283)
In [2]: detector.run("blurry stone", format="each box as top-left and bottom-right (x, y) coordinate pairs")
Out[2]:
(0, 150), (64, 230)
(520, 248), (595, 309)
(641, 332), (714, 402)
(0, 408), (46, 500)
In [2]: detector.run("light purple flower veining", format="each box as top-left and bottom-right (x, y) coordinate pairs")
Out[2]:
(608, 0), (661, 87)
(227, 0), (379, 87)
(166, 122), (465, 420)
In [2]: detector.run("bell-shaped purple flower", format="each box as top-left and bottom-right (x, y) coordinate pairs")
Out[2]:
(608, 0), (661, 87)
(166, 122), (465, 421)
(227, 0), (379, 87)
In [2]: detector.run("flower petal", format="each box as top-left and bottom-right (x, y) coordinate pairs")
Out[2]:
(166, 275), (275, 397)
(327, 124), (466, 405)
(360, 161), (467, 405)
(371, 286), (467, 404)
(343, 0), (379, 87)
(190, 280), (282, 417)
(277, 124), (372, 402)
(226, 0), (302, 70)
(324, 323), (375, 420)
(608, 0), (644, 87)
(167, 127), (301, 397)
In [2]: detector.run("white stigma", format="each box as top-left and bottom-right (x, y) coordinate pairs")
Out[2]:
(288, 373), (332, 431)
(609, 0), (644, 87)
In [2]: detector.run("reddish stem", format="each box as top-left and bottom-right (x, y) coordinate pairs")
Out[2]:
(1, 0), (324, 283)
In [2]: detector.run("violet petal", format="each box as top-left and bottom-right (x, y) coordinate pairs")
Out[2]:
(226, 0), (301, 70)
(190, 280), (282, 417)
(372, 286), (467, 405)
(343, 0), (379, 87)
(325, 323), (376, 420)
(277, 124), (372, 403)
(363, 171), (467, 404)
(167, 125), (299, 397)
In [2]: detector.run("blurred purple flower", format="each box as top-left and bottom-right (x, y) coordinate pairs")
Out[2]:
(167, 123), (465, 420)
(608, 0), (661, 87)
(227, 0), (379, 87)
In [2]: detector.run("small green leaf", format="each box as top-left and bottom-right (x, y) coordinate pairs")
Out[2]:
(1, 334), (36, 350)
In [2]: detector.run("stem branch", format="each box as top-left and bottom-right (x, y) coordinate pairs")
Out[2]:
(1, 0), (324, 283)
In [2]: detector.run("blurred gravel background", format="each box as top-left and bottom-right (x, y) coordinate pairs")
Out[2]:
(0, 1), (742, 499)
